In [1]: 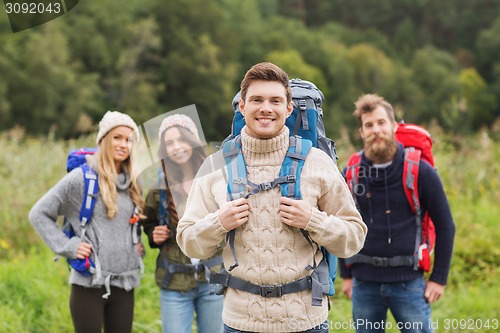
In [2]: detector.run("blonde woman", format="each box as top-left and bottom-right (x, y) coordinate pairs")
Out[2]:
(29, 111), (145, 333)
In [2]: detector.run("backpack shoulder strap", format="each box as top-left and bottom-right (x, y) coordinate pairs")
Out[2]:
(222, 135), (246, 271)
(68, 164), (99, 279)
(345, 151), (363, 194)
(222, 135), (248, 201)
(79, 164), (98, 231)
(279, 136), (312, 199)
(157, 168), (169, 227)
(403, 147), (421, 214)
(403, 147), (424, 271)
(284, 137), (330, 302)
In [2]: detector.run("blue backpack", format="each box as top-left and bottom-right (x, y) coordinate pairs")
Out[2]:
(210, 79), (338, 307)
(62, 148), (99, 276)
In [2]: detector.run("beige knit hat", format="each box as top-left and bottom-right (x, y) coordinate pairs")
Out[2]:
(158, 114), (200, 141)
(96, 111), (140, 144)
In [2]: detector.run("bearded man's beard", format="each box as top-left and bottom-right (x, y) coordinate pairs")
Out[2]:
(364, 133), (398, 164)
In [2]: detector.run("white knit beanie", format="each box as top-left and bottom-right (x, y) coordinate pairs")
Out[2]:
(158, 114), (200, 142)
(96, 111), (140, 144)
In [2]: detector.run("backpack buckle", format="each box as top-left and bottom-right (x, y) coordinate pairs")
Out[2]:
(233, 177), (246, 185)
(193, 264), (205, 280)
(193, 264), (205, 273)
(258, 182), (273, 191)
(372, 257), (388, 267)
(85, 170), (97, 179)
(298, 99), (307, 111)
(260, 285), (283, 298)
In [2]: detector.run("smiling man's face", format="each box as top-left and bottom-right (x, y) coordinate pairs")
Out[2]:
(239, 80), (293, 139)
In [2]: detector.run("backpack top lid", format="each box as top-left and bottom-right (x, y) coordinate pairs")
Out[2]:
(288, 78), (324, 107)
(395, 122), (434, 167)
(67, 148), (98, 172)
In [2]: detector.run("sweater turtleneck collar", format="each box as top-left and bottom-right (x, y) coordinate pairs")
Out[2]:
(240, 126), (289, 167)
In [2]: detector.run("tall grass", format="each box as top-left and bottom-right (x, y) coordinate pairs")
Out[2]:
(0, 135), (95, 259)
(0, 245), (162, 333)
(1, 127), (499, 332)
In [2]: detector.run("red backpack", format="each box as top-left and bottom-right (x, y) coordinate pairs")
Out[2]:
(345, 122), (436, 272)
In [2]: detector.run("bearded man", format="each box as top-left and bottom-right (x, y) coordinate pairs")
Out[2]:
(339, 94), (455, 333)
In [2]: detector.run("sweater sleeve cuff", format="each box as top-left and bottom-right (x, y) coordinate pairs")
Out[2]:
(429, 272), (448, 286)
(206, 210), (229, 239)
(305, 207), (323, 231)
(62, 236), (82, 259)
(214, 213), (229, 233)
(339, 258), (353, 278)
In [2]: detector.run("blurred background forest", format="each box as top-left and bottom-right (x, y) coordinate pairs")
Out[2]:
(1, 0), (499, 142)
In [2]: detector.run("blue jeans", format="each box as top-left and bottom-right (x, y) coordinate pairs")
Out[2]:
(160, 282), (223, 333)
(223, 320), (329, 333)
(352, 277), (432, 333)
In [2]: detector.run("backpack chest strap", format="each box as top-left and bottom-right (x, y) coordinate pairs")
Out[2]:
(210, 272), (314, 298)
(223, 135), (310, 200)
(345, 254), (414, 267)
(244, 175), (296, 198)
(164, 256), (224, 274)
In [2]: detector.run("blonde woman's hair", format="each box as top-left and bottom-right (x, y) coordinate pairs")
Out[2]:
(96, 130), (144, 219)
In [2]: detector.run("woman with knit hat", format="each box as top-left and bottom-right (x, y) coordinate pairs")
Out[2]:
(142, 114), (223, 333)
(29, 111), (145, 333)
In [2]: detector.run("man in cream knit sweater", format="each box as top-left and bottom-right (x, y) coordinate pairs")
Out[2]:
(177, 62), (367, 333)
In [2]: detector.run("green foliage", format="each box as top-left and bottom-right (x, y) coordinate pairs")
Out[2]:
(0, 248), (73, 333)
(409, 46), (461, 128)
(0, 245), (162, 333)
(346, 44), (393, 94)
(0, 26), (101, 137)
(302, 0), (500, 52)
(476, 17), (500, 81)
(152, 0), (239, 139)
(458, 68), (498, 130)
(0, 133), (95, 258)
(112, 17), (164, 123)
(430, 129), (500, 290)
(1, 126), (499, 331)
(266, 49), (327, 89)
(1, 0), (500, 139)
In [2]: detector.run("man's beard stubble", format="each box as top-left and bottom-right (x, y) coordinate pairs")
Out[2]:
(364, 134), (398, 164)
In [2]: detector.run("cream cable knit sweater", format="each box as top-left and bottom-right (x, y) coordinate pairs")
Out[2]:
(177, 127), (366, 332)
